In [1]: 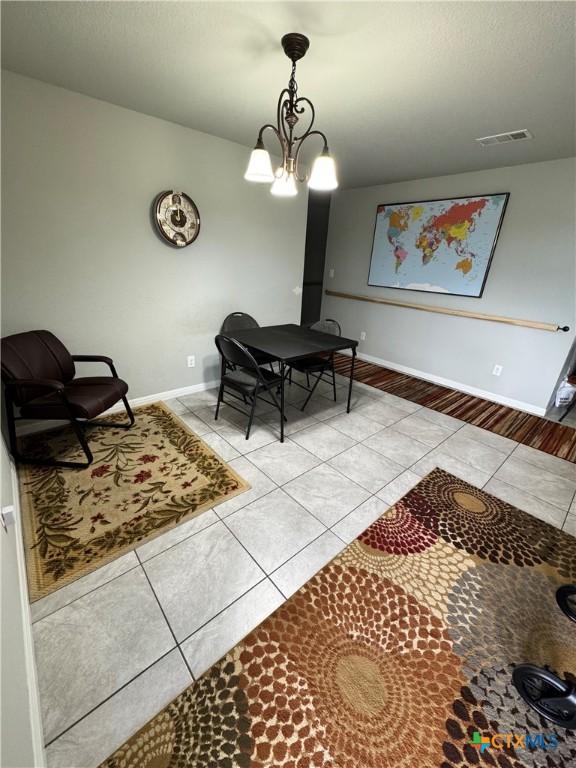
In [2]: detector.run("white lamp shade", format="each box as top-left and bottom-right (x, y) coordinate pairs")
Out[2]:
(244, 147), (275, 182)
(308, 153), (338, 191)
(271, 170), (298, 197)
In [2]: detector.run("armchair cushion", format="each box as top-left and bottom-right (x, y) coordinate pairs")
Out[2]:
(20, 377), (129, 420)
(1, 331), (75, 400)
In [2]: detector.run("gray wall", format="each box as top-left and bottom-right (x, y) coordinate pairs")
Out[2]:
(1, 72), (307, 398)
(322, 158), (576, 412)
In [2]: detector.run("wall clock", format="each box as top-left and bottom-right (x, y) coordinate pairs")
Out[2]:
(154, 191), (200, 247)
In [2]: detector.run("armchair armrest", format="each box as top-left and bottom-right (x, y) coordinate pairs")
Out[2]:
(72, 354), (118, 377)
(72, 355), (114, 365)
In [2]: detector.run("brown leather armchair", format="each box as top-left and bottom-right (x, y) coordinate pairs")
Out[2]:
(1, 330), (134, 468)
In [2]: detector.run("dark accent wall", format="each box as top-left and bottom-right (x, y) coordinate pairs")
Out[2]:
(300, 191), (332, 325)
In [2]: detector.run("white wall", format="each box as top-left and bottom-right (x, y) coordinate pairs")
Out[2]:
(1, 72), (308, 398)
(1, 442), (44, 767)
(322, 158), (576, 413)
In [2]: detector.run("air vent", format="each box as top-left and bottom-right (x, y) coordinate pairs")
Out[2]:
(476, 129), (533, 146)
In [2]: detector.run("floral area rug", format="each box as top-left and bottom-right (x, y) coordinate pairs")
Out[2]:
(19, 402), (249, 601)
(99, 468), (576, 768)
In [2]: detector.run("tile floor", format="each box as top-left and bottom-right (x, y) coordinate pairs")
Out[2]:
(33, 373), (576, 767)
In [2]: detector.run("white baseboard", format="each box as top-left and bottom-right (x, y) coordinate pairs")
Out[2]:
(15, 379), (220, 437)
(343, 350), (547, 417)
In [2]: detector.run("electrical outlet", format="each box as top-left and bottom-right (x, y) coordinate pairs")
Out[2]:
(187, 355), (196, 368)
(328, 269), (335, 278)
(492, 364), (503, 377)
(360, 331), (367, 341)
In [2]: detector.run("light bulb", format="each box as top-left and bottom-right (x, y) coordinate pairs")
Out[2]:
(271, 169), (298, 197)
(244, 142), (274, 183)
(308, 149), (338, 191)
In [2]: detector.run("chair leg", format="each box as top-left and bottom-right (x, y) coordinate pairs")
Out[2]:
(331, 365), (337, 402)
(266, 388), (288, 422)
(3, 390), (94, 469)
(88, 395), (135, 429)
(301, 370), (324, 412)
(215, 382), (225, 420)
(246, 395), (257, 439)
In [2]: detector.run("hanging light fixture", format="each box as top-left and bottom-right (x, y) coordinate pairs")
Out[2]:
(244, 33), (338, 196)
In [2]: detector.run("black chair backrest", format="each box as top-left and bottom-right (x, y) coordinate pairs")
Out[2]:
(311, 319), (342, 337)
(221, 312), (260, 333)
(215, 335), (263, 379)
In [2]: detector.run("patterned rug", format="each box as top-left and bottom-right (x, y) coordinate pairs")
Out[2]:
(99, 468), (576, 768)
(333, 354), (576, 463)
(19, 402), (249, 601)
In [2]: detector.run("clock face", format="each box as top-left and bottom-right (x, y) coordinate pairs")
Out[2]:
(154, 191), (200, 247)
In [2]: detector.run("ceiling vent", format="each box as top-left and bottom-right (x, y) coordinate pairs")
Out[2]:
(476, 129), (533, 146)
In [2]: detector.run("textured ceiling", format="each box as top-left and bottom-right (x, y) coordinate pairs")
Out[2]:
(2, 1), (575, 188)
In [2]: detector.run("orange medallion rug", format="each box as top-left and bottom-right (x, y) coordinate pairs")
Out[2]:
(99, 468), (576, 768)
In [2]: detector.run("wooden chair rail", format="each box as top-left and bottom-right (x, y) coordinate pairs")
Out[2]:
(324, 290), (570, 333)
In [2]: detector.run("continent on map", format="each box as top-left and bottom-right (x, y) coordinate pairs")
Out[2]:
(381, 205), (424, 272)
(415, 199), (488, 270)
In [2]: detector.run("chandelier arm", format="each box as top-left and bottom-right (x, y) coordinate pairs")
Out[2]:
(292, 97), (316, 140)
(276, 89), (293, 157)
(293, 129), (329, 182)
(257, 123), (288, 168)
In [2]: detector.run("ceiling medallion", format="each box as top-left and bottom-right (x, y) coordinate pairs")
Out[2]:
(244, 33), (338, 197)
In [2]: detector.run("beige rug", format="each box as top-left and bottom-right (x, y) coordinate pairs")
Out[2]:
(18, 402), (249, 601)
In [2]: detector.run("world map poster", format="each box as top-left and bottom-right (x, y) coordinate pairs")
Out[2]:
(368, 193), (509, 297)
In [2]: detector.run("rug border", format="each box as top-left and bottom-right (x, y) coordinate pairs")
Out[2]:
(19, 401), (251, 603)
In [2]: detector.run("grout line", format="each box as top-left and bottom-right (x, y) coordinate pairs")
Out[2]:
(31, 559), (142, 625)
(43, 645), (178, 748)
(176, 575), (269, 648)
(138, 513), (222, 565)
(135, 552), (196, 681)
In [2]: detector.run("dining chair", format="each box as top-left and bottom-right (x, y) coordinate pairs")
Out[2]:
(214, 334), (285, 439)
(287, 319), (342, 410)
(220, 312), (277, 370)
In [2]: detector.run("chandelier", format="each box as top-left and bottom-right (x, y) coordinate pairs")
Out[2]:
(244, 33), (338, 196)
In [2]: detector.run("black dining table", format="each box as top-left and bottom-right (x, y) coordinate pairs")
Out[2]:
(226, 323), (358, 442)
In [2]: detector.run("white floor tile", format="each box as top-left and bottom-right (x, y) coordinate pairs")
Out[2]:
(143, 522), (264, 642)
(457, 423), (517, 454)
(324, 411), (383, 441)
(213, 420), (277, 454)
(181, 579), (284, 679)
(271, 531), (346, 598)
(176, 411), (213, 436)
(178, 389), (219, 410)
(415, 407), (464, 431)
(440, 431), (509, 474)
(261, 403), (318, 436)
(247, 439), (321, 485)
(495, 456), (576, 510)
(303, 397), (348, 420)
(34, 568), (175, 743)
(136, 509), (219, 562)
(328, 443), (404, 493)
(563, 515), (576, 536)
(411, 450), (492, 489)
(290, 422), (356, 461)
(31, 552), (139, 624)
(283, 464), (370, 526)
(332, 496), (387, 544)
(512, 443), (576, 482)
(214, 456), (277, 518)
(225, 489), (325, 573)
(363, 428), (430, 467)
(356, 399), (411, 427)
(392, 413), (454, 447)
(162, 398), (192, 416)
(483, 478), (567, 528)
(200, 431), (241, 461)
(45, 650), (191, 768)
(377, 470), (422, 506)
